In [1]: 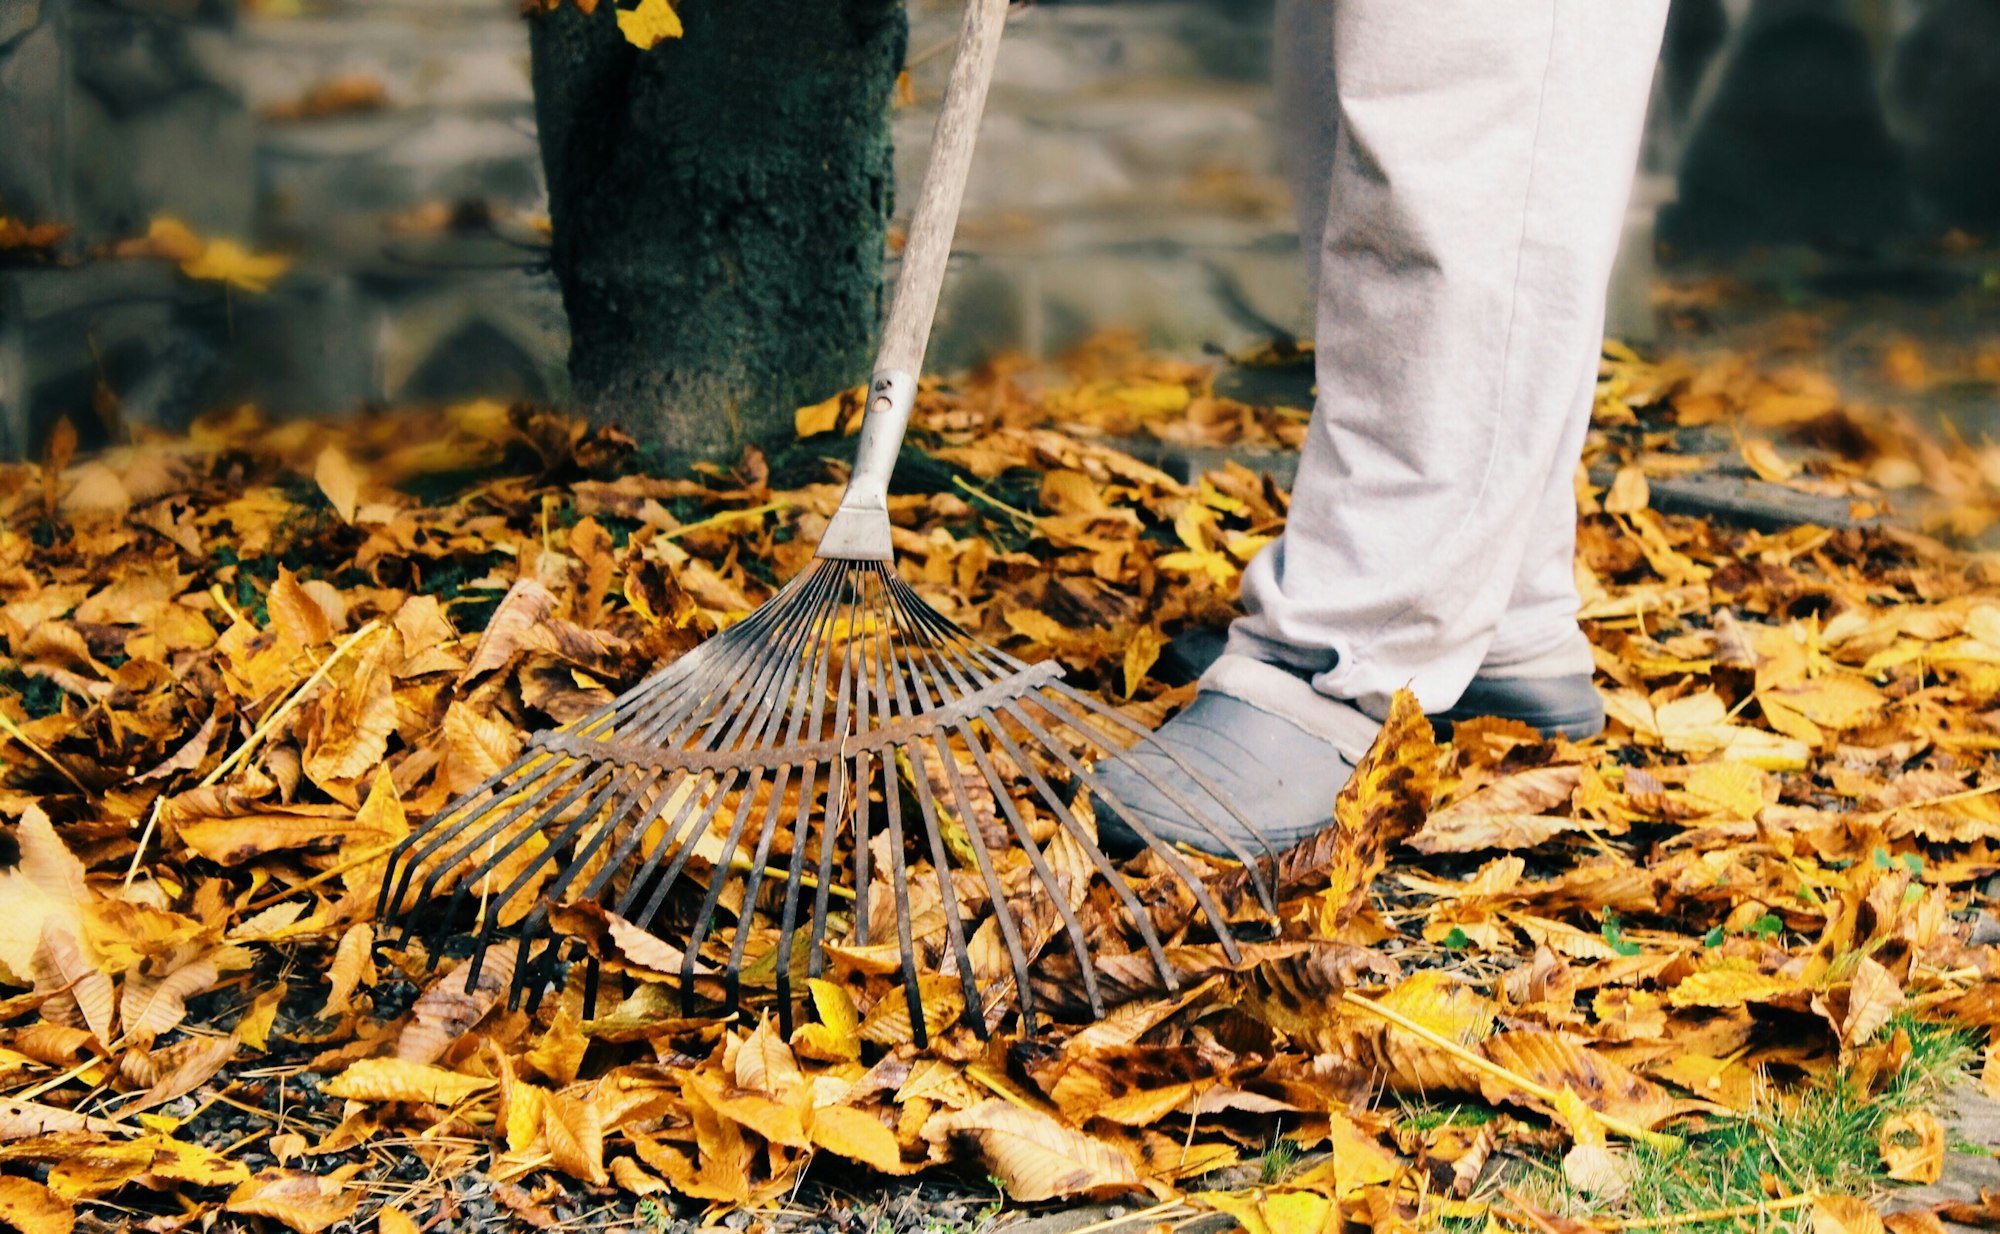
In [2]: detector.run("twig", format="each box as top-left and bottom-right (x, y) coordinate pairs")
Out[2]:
(0, 711), (89, 793)
(1600, 1194), (1815, 1229)
(239, 839), (402, 915)
(953, 476), (1036, 529)
(201, 619), (382, 789)
(121, 799), (163, 890)
(1066, 1202), (1190, 1234)
(1338, 990), (1682, 1151)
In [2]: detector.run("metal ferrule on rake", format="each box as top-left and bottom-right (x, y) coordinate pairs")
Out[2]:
(376, 0), (1282, 1045)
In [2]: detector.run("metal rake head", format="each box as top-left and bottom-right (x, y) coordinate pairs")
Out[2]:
(377, 557), (1280, 1042)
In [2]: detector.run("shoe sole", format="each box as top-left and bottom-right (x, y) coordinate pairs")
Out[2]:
(1430, 705), (1606, 742)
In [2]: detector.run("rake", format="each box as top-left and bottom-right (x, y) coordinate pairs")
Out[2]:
(378, 0), (1279, 1042)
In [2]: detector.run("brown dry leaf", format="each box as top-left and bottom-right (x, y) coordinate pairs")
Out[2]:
(1316, 689), (1439, 929)
(320, 923), (375, 1020)
(396, 948), (516, 1064)
(1479, 1031), (1680, 1130)
(923, 1099), (1140, 1201)
(1879, 1109), (1945, 1183)
(225, 1166), (364, 1234)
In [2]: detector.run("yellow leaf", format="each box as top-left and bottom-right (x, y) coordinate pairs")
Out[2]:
(1763, 674), (1886, 731)
(324, 1058), (494, 1106)
(378, 1209), (419, 1234)
(396, 948), (514, 1064)
(793, 978), (862, 1062)
(181, 238), (290, 293)
(1604, 466), (1650, 514)
(314, 445), (361, 524)
(1122, 623), (1164, 699)
(1287, 1114), (1399, 1199)
(525, 1007), (588, 1087)
(1841, 956), (1902, 1047)
(320, 924), (375, 1021)
(1668, 966), (1798, 1009)
(1562, 1142), (1632, 1200)
(236, 982), (287, 1052)
(616, 0), (682, 48)
(1195, 1190), (1335, 1234)
(225, 1166), (363, 1234)
(1812, 1194), (1886, 1234)
(0, 1176), (73, 1234)
(140, 217), (204, 262)
(811, 1104), (915, 1174)
(1741, 438), (1798, 482)
(1879, 1110), (1944, 1183)
(858, 974), (964, 1046)
(922, 1100), (1138, 1201)
(1315, 689), (1440, 931)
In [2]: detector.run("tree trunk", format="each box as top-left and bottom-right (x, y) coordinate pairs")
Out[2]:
(531, 0), (906, 460)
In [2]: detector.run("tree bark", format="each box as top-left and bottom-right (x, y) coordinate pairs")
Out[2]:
(531, 0), (906, 460)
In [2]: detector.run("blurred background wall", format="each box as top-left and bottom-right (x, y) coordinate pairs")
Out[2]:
(2, 0), (1998, 457)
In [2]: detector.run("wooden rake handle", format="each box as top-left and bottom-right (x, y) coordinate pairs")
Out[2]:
(821, 0), (1010, 561)
(876, 0), (1010, 379)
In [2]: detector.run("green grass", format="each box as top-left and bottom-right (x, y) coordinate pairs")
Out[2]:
(1611, 1014), (1974, 1230)
(1424, 1014), (1978, 1233)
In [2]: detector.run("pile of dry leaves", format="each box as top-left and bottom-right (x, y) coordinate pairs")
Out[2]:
(1, 335), (1999, 1233)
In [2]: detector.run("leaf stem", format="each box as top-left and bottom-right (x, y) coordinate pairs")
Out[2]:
(1338, 990), (1682, 1152)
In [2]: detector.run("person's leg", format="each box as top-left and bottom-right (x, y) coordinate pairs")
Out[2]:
(1097, 0), (1665, 854)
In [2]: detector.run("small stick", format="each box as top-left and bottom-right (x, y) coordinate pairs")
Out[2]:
(1338, 990), (1682, 1151)
(239, 839), (402, 914)
(0, 711), (89, 793)
(1065, 1202), (1190, 1234)
(1600, 1193), (1815, 1229)
(202, 619), (383, 789)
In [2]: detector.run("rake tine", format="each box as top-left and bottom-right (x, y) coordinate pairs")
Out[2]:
(610, 581), (833, 944)
(877, 746), (929, 1045)
(929, 729), (1035, 1031)
(721, 764), (797, 1010)
(1043, 683), (1280, 912)
(670, 768), (767, 1014)
(494, 765), (664, 1008)
(902, 738), (985, 1036)
(741, 570), (843, 1028)
(956, 716), (1105, 1020)
(623, 564), (835, 751)
(873, 581), (1001, 1033)
(380, 751), (557, 926)
(1006, 695), (1249, 959)
(805, 566), (863, 981)
(608, 769), (733, 922)
(391, 757), (592, 949)
(981, 704), (1181, 993)
(774, 568), (843, 1033)
(616, 769), (736, 924)
(772, 760), (820, 1035)
(457, 760), (641, 931)
(378, 760), (518, 922)
(456, 764), (617, 986)
(872, 577), (1044, 1033)
(661, 581), (839, 1014)
(861, 567), (934, 1042)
